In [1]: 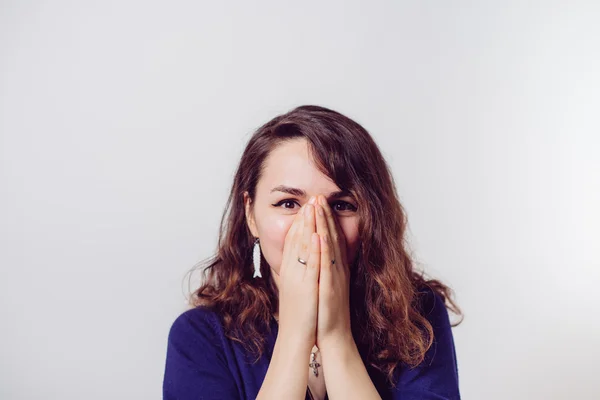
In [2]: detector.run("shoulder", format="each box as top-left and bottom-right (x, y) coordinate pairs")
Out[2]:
(163, 307), (242, 399)
(168, 305), (225, 333)
(170, 305), (223, 329)
(390, 285), (460, 398)
(167, 306), (227, 353)
(415, 284), (453, 331)
(411, 285), (459, 372)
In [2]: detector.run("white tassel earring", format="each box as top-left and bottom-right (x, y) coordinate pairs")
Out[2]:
(253, 237), (262, 278)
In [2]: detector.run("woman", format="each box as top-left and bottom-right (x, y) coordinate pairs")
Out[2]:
(162, 105), (463, 400)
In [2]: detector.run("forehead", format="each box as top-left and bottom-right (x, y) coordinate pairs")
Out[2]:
(258, 138), (339, 195)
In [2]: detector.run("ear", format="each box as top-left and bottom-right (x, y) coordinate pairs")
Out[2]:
(243, 191), (259, 238)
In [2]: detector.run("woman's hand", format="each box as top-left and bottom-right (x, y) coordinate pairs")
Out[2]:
(314, 195), (352, 349)
(277, 200), (321, 351)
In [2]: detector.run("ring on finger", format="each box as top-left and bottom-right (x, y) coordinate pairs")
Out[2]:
(298, 257), (334, 264)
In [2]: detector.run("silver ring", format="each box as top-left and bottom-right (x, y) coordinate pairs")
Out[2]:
(297, 257), (335, 265)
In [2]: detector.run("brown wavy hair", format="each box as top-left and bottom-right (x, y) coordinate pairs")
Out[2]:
(186, 104), (463, 387)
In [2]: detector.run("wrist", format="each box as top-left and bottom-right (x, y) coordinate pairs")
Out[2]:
(318, 332), (356, 354)
(277, 330), (315, 353)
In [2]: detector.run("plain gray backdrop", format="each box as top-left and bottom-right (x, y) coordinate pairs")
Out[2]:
(1, 1), (599, 399)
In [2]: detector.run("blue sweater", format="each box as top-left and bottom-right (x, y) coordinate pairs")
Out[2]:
(163, 287), (460, 399)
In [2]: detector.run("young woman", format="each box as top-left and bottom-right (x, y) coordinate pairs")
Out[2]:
(162, 105), (463, 400)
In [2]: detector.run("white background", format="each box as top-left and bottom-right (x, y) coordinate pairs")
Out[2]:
(1, 1), (598, 399)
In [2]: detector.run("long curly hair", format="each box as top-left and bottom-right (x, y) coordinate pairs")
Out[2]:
(186, 104), (463, 387)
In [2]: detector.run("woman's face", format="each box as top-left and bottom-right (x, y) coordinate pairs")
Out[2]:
(244, 138), (361, 286)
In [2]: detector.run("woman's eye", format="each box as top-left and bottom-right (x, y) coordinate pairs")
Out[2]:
(273, 199), (357, 212)
(332, 201), (357, 212)
(273, 199), (299, 210)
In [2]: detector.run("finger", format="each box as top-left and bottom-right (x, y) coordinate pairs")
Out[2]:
(318, 196), (344, 267)
(315, 201), (332, 274)
(305, 232), (321, 282)
(315, 202), (329, 241)
(300, 204), (315, 262)
(282, 205), (306, 274)
(319, 231), (332, 287)
(284, 205), (306, 249)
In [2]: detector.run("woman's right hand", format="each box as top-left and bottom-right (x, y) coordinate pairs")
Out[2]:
(277, 196), (321, 350)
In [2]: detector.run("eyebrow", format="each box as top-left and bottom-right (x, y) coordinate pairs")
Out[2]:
(270, 185), (352, 200)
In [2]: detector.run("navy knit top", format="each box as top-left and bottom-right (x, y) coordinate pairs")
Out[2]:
(163, 287), (460, 399)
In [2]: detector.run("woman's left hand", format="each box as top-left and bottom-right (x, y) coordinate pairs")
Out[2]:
(314, 194), (352, 348)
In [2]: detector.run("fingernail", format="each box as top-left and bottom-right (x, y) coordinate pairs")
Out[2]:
(317, 205), (323, 216)
(319, 196), (326, 206)
(308, 196), (316, 205)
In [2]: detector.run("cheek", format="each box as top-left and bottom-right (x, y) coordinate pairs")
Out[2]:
(257, 214), (294, 271)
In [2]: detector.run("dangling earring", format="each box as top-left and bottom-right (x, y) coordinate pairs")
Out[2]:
(253, 237), (262, 278)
